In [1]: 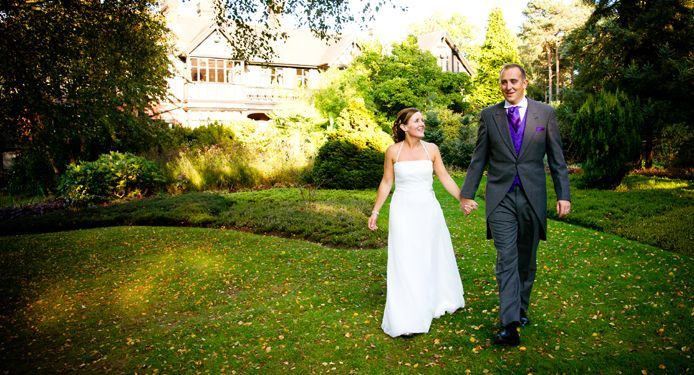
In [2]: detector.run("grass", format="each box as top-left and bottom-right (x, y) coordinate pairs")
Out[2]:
(0, 188), (383, 249)
(548, 174), (694, 256)
(2, 173), (692, 256)
(0, 179), (692, 373)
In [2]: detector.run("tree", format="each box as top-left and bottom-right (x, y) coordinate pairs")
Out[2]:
(215, 0), (398, 60)
(519, 0), (592, 102)
(564, 0), (694, 168)
(313, 37), (472, 124)
(368, 37), (471, 117)
(572, 90), (642, 189)
(0, 1), (172, 191)
(469, 8), (521, 111)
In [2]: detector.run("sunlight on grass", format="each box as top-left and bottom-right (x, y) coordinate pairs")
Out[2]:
(616, 175), (693, 192)
(304, 202), (363, 216)
(25, 284), (78, 328)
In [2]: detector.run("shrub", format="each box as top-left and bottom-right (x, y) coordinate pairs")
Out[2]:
(58, 152), (165, 205)
(5, 149), (56, 196)
(572, 90), (642, 189)
(311, 98), (390, 189)
(423, 111), (445, 146)
(163, 110), (327, 191)
(311, 135), (385, 189)
(656, 122), (694, 168)
(424, 110), (476, 168)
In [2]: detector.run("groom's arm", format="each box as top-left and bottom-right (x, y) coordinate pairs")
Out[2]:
(545, 107), (571, 218)
(460, 111), (490, 200)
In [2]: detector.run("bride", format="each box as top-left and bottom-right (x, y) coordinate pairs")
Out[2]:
(368, 107), (472, 337)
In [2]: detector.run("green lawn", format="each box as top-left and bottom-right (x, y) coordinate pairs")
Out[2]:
(548, 174), (694, 257)
(0, 179), (692, 373)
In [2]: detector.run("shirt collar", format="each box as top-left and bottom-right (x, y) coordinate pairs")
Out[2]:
(504, 97), (528, 109)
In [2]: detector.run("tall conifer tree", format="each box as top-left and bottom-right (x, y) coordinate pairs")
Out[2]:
(470, 8), (520, 111)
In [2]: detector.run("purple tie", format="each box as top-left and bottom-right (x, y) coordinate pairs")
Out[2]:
(507, 106), (520, 133)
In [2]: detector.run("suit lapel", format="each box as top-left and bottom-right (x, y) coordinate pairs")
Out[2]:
(518, 99), (540, 160)
(492, 104), (517, 157)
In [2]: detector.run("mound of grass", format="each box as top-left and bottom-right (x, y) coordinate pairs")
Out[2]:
(0, 189), (385, 249)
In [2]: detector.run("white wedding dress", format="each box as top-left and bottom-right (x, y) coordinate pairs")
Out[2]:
(381, 142), (465, 337)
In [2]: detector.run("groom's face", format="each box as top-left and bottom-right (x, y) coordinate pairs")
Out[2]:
(500, 67), (528, 105)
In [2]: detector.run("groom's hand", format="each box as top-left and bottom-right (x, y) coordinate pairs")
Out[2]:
(556, 200), (571, 218)
(460, 198), (478, 215)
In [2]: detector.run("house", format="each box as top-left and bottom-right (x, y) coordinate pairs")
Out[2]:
(157, 0), (473, 127)
(417, 31), (475, 75)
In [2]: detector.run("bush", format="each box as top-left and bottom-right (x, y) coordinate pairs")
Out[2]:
(165, 111), (327, 191)
(58, 152), (165, 205)
(423, 111), (445, 145)
(556, 89), (589, 163)
(424, 110), (476, 168)
(311, 135), (385, 189)
(572, 90), (642, 189)
(656, 122), (694, 168)
(311, 98), (390, 189)
(5, 150), (56, 196)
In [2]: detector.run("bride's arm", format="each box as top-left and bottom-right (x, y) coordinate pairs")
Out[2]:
(431, 143), (461, 201)
(368, 145), (396, 230)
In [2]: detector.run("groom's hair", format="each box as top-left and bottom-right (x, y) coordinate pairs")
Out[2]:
(499, 63), (527, 80)
(392, 107), (420, 142)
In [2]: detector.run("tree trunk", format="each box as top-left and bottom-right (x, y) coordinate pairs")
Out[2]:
(555, 44), (560, 101)
(547, 45), (553, 103)
(642, 124), (654, 169)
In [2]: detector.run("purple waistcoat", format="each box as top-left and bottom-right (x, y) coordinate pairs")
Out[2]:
(509, 109), (528, 191)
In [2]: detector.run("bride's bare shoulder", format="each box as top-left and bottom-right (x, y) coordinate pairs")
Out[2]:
(385, 142), (401, 154)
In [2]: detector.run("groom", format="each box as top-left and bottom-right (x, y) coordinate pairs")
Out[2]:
(460, 63), (571, 346)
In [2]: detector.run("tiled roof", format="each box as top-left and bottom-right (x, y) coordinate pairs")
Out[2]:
(169, 12), (355, 68)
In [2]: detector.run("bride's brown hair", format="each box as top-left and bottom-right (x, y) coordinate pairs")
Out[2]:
(392, 107), (420, 142)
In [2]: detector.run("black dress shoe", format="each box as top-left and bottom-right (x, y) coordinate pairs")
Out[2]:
(494, 322), (520, 346)
(520, 309), (530, 327)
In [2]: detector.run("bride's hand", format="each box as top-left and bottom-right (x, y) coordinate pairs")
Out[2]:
(368, 212), (379, 230)
(460, 198), (478, 215)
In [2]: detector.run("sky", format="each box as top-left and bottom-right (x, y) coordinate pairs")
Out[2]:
(356, 0), (531, 44)
(177, 0), (531, 44)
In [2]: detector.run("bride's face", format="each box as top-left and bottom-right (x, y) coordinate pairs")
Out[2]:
(402, 112), (425, 139)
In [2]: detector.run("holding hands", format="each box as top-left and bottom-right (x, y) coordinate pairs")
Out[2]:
(460, 198), (479, 215)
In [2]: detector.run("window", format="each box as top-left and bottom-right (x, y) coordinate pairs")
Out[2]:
(270, 67), (284, 86)
(296, 68), (309, 88)
(190, 57), (243, 83)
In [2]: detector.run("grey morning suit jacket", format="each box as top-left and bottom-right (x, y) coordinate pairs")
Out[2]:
(460, 98), (571, 240)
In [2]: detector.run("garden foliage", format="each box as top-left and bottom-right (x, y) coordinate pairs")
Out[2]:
(311, 99), (391, 189)
(563, 0), (693, 168)
(0, 1), (171, 191)
(313, 37), (471, 125)
(58, 152), (165, 205)
(166, 105), (327, 191)
(424, 110), (477, 168)
(572, 90), (642, 189)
